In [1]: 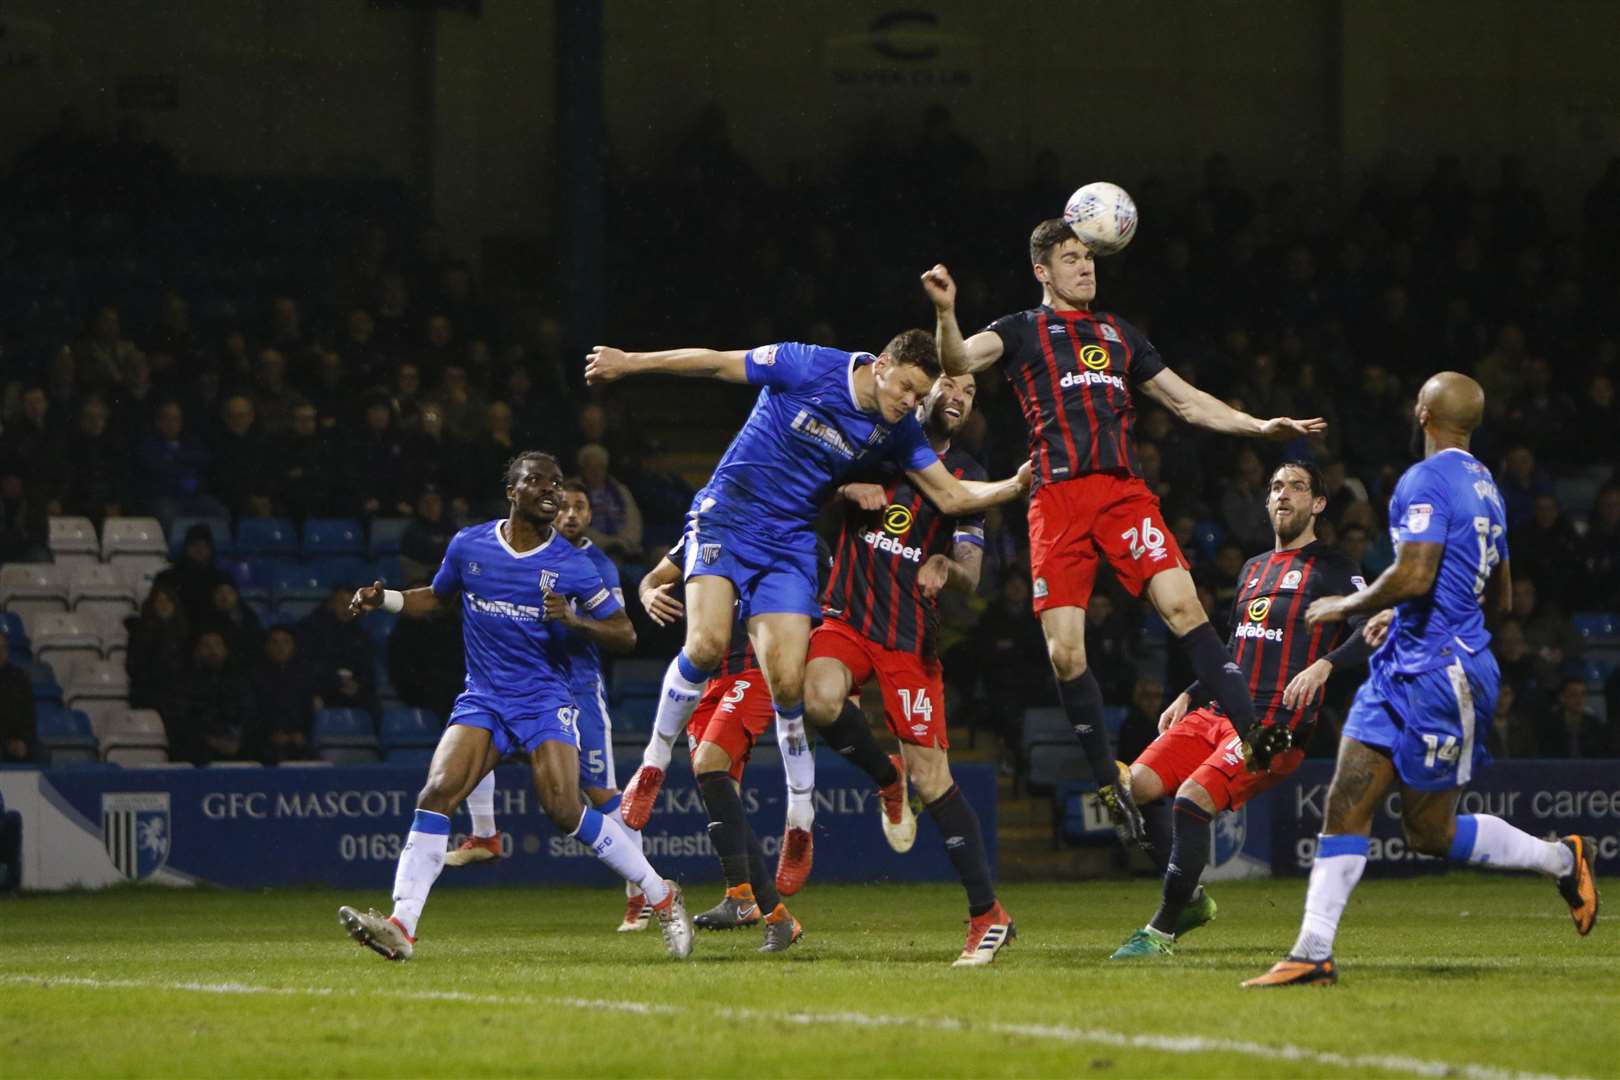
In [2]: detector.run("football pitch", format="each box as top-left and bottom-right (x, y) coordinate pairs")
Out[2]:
(1, 877), (1613, 1079)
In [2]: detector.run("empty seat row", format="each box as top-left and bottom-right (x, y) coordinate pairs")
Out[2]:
(165, 516), (411, 560)
(36, 704), (167, 767)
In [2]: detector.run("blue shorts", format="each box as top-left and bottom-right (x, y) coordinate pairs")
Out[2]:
(448, 692), (581, 758)
(572, 677), (616, 791)
(1343, 651), (1497, 790)
(684, 507), (819, 618)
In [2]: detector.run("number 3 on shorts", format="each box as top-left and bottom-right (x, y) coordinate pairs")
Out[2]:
(1121, 517), (1166, 561)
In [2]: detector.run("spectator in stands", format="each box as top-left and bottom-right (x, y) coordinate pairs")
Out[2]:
(388, 362), (424, 429)
(461, 401), (518, 519)
(125, 584), (191, 734)
(1084, 592), (1138, 703)
(387, 594), (464, 722)
(1487, 682), (1538, 759)
(415, 313), (460, 388)
(428, 363), (487, 443)
(171, 630), (252, 765)
(1576, 374), (1617, 463)
(0, 635), (36, 763)
(340, 306), (388, 390)
(208, 394), (269, 517)
(1492, 618), (1551, 717)
(372, 271), (413, 355)
(1498, 445), (1551, 531)
(946, 573), (1051, 743)
(0, 385), (65, 547)
(399, 487), (454, 585)
(152, 524), (233, 629)
(272, 401), (336, 522)
(345, 395), (411, 518)
(44, 346), (80, 418)
(1219, 447), (1272, 553)
(305, 350), (353, 426)
(250, 627), (318, 764)
(1512, 493), (1582, 607)
(1539, 678), (1613, 758)
(134, 400), (224, 531)
(204, 582), (264, 666)
(59, 395), (128, 526)
(267, 296), (308, 359)
(398, 400), (459, 506)
(296, 586), (379, 719)
(1337, 521), (1372, 576)
(1317, 456), (1366, 531)
(250, 348), (304, 437)
(74, 304), (141, 395)
(572, 444), (643, 561)
(146, 289), (198, 373)
(1579, 484), (1620, 602)
(1117, 676), (1167, 765)
(1511, 577), (1584, 680)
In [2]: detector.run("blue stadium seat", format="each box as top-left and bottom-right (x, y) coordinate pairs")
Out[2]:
(368, 518), (411, 558)
(385, 747), (435, 769)
(358, 610), (398, 652)
(273, 599), (322, 623)
(312, 708), (380, 764)
(303, 518), (366, 558)
(380, 706), (440, 749)
(1192, 520), (1226, 560)
(38, 705), (98, 765)
(311, 556), (373, 589)
(1, 611), (30, 659)
(168, 515), (233, 559)
(1102, 705), (1127, 738)
(23, 660), (62, 704)
(269, 563), (327, 603)
(1026, 743), (1090, 797)
(236, 517), (300, 558)
(369, 556), (403, 587)
(1572, 613), (1619, 646)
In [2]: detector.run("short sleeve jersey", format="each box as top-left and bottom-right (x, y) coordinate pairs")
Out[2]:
(983, 306), (1165, 489)
(559, 538), (624, 692)
(698, 343), (939, 538)
(431, 521), (624, 709)
(823, 445), (986, 657)
(1377, 449), (1508, 675)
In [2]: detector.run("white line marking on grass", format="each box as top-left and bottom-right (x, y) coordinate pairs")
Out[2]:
(0, 974), (1583, 1080)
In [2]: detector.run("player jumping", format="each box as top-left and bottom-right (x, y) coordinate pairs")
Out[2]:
(444, 480), (653, 934)
(635, 539), (803, 951)
(337, 452), (695, 961)
(1110, 461), (1373, 959)
(586, 331), (1029, 923)
(923, 226), (1325, 846)
(1245, 373), (1599, 988)
(805, 372), (1015, 967)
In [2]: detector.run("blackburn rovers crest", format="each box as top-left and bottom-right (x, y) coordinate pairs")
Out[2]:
(102, 792), (170, 881)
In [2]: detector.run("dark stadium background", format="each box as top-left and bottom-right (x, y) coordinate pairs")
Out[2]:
(0, 1), (1615, 880)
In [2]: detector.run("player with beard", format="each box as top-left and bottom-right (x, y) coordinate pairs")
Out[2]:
(444, 481), (652, 934)
(923, 229), (1324, 849)
(337, 453), (695, 961)
(1109, 461), (1373, 959)
(799, 373), (1014, 967)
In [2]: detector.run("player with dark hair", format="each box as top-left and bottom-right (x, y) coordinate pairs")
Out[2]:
(1246, 373), (1599, 988)
(923, 226), (1325, 847)
(444, 478), (652, 933)
(804, 372), (1015, 966)
(337, 451), (696, 961)
(586, 330), (1029, 939)
(634, 538), (803, 950)
(1110, 460), (1374, 959)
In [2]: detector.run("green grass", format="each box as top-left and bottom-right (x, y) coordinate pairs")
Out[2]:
(1, 876), (1615, 1079)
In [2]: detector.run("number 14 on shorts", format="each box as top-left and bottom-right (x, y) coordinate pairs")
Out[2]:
(898, 688), (934, 739)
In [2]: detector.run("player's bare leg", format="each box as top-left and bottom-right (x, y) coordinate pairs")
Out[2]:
(750, 611), (817, 896)
(623, 575), (738, 829)
(445, 768), (503, 867)
(528, 738), (693, 959)
(1244, 736), (1392, 987)
(903, 742), (1012, 966)
(1040, 605), (1145, 847)
(339, 724), (500, 959)
(1401, 780), (1598, 935)
(804, 657), (912, 852)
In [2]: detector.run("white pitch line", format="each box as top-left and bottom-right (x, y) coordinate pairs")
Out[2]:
(0, 974), (1585, 1080)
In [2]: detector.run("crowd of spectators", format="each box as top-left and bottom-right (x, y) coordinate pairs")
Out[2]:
(0, 104), (1615, 765)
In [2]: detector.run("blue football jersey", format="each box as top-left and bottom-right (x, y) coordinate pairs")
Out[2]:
(561, 538), (623, 692)
(431, 521), (624, 709)
(1377, 449), (1508, 675)
(698, 343), (940, 537)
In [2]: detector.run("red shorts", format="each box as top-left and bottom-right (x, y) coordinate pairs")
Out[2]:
(686, 669), (774, 781)
(1133, 707), (1304, 812)
(808, 617), (948, 748)
(1027, 473), (1188, 612)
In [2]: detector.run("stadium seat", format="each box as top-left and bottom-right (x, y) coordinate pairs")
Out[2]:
(22, 660), (62, 704)
(612, 691), (658, 735)
(48, 516), (100, 570)
(380, 705), (440, 749)
(1020, 707), (1080, 796)
(103, 515), (168, 560)
(384, 747), (435, 769)
(115, 556), (169, 604)
(358, 610), (398, 653)
(1019, 706), (1071, 748)
(93, 610), (130, 663)
(1554, 476), (1601, 514)
(1192, 519), (1226, 560)
(311, 556), (373, 589)
(312, 707), (380, 764)
(100, 708), (170, 766)
(236, 517), (299, 559)
(31, 612), (102, 679)
(167, 515), (234, 559)
(610, 658), (667, 704)
(1, 611), (31, 660)
(1101, 705), (1127, 738)
(303, 518), (366, 557)
(37, 705), (99, 766)
(0, 563), (71, 634)
(64, 657), (129, 703)
(1026, 743), (1090, 796)
(1573, 612), (1619, 646)
(69, 563), (138, 623)
(269, 563), (328, 603)
(274, 598), (322, 622)
(368, 517), (411, 558)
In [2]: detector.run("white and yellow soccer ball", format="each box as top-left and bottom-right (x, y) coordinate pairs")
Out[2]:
(1062, 181), (1138, 256)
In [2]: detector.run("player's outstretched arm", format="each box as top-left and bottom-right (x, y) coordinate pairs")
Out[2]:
(905, 458), (1031, 517)
(584, 346), (750, 385)
(350, 580), (440, 619)
(921, 264), (1004, 375)
(1140, 368), (1326, 440)
(638, 556), (685, 627)
(1305, 542), (1443, 626)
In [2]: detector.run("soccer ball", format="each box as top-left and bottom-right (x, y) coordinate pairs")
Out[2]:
(1063, 181), (1138, 256)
